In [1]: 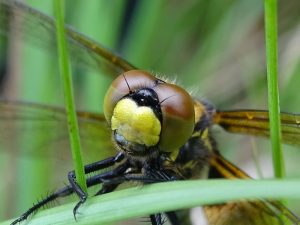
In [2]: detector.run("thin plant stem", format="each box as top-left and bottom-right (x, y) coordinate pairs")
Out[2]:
(264, 0), (285, 178)
(53, 0), (87, 192)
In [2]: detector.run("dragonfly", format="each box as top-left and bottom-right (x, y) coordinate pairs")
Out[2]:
(0, 1), (300, 225)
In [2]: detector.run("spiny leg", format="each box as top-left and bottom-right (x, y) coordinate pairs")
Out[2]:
(10, 153), (126, 225)
(10, 185), (73, 225)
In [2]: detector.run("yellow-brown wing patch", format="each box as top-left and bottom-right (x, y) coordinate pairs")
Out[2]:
(213, 110), (300, 146)
(204, 153), (300, 225)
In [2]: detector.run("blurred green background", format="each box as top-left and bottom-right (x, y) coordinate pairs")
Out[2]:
(0, 0), (300, 224)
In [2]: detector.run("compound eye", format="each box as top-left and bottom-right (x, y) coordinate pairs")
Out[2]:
(104, 70), (157, 125)
(155, 82), (195, 152)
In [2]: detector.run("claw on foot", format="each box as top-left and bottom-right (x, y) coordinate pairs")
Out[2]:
(73, 197), (87, 220)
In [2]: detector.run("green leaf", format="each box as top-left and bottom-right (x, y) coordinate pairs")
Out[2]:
(3, 179), (300, 225)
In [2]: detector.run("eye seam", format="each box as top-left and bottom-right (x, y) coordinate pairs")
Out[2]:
(159, 95), (176, 106)
(122, 73), (133, 94)
(119, 70), (161, 95)
(121, 74), (150, 94)
(128, 82), (157, 93)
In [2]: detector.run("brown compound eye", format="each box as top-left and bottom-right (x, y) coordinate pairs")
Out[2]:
(154, 81), (195, 152)
(104, 70), (195, 152)
(104, 70), (157, 124)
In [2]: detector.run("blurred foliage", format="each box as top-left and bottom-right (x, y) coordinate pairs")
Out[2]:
(0, 0), (300, 223)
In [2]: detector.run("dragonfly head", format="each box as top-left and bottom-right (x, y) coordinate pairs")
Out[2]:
(104, 70), (195, 157)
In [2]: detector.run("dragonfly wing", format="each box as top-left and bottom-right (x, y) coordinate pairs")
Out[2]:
(0, 0), (136, 77)
(213, 110), (300, 146)
(203, 152), (300, 225)
(0, 100), (115, 163)
(204, 201), (282, 225)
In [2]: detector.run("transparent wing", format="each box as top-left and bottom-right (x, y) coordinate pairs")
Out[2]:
(0, 100), (115, 163)
(0, 0), (136, 77)
(213, 110), (300, 146)
(205, 153), (300, 225)
(0, 100), (116, 219)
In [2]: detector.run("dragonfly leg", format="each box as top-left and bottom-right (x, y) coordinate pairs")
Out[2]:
(11, 153), (127, 224)
(91, 173), (169, 187)
(10, 185), (73, 225)
(92, 163), (131, 196)
(149, 212), (180, 225)
(150, 213), (165, 225)
(68, 152), (126, 219)
(91, 168), (178, 196)
(84, 152), (125, 173)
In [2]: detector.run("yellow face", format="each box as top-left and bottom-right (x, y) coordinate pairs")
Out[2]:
(111, 98), (161, 147)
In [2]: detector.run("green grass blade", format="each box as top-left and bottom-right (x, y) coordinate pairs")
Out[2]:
(2, 179), (300, 225)
(68, 1), (126, 113)
(53, 0), (87, 192)
(264, 0), (285, 178)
